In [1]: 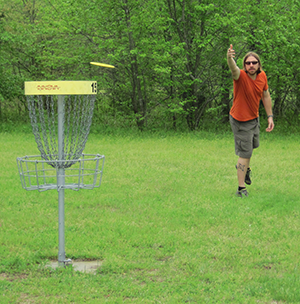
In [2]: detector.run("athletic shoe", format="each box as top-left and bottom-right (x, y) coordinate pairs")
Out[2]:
(236, 188), (249, 198)
(245, 167), (252, 185)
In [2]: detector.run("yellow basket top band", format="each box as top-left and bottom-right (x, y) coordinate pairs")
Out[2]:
(25, 81), (97, 95)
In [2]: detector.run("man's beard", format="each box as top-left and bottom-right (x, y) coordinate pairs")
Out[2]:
(247, 69), (257, 75)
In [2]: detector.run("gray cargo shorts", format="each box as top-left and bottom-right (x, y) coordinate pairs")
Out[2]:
(230, 115), (260, 159)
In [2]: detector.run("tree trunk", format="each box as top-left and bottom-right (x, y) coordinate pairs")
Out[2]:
(124, 0), (146, 129)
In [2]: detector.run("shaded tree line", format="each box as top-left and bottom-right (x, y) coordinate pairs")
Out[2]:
(1, 0), (300, 130)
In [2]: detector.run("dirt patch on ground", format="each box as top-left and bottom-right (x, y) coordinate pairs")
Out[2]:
(0, 273), (28, 281)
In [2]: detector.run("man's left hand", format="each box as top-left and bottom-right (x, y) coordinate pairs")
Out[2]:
(266, 117), (274, 132)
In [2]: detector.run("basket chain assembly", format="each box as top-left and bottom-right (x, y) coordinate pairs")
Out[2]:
(27, 94), (95, 168)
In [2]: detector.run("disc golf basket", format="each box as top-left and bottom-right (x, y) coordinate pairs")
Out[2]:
(17, 81), (105, 266)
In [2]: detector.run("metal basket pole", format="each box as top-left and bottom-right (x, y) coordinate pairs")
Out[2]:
(57, 95), (66, 265)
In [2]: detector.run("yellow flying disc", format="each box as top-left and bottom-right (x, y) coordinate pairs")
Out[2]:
(90, 62), (116, 69)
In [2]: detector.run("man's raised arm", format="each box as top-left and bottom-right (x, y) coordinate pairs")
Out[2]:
(227, 44), (240, 80)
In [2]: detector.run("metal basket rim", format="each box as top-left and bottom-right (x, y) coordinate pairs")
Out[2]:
(17, 153), (104, 163)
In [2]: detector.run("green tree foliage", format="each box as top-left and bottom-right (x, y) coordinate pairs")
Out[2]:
(1, 0), (300, 129)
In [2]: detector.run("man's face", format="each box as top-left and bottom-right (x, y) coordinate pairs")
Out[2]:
(244, 55), (260, 75)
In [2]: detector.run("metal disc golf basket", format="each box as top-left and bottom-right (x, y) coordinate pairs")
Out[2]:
(17, 81), (105, 266)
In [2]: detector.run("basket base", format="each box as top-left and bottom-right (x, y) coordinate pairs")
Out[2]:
(17, 154), (105, 192)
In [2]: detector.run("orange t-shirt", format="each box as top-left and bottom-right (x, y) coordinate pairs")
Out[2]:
(230, 69), (268, 121)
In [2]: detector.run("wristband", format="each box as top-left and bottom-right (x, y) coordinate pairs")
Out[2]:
(267, 115), (273, 118)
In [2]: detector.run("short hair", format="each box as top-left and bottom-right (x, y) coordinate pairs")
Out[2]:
(243, 52), (262, 74)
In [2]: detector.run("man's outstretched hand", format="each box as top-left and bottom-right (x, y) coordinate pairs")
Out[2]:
(227, 44), (235, 59)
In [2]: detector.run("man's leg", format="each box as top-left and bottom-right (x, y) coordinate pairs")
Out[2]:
(237, 157), (250, 187)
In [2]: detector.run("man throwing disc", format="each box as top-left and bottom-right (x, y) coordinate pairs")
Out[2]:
(227, 44), (274, 198)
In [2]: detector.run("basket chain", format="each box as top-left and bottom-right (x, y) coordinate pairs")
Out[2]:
(27, 94), (95, 168)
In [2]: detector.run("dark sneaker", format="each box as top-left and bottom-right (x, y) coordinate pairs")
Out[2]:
(236, 188), (249, 198)
(245, 167), (252, 185)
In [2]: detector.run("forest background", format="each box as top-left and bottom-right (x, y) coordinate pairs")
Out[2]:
(1, 0), (300, 132)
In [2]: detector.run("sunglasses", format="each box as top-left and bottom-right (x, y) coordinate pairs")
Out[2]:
(245, 61), (259, 65)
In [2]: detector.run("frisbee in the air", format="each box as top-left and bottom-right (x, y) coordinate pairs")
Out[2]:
(90, 62), (116, 69)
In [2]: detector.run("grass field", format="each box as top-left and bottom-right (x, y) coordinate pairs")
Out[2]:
(1, 129), (300, 303)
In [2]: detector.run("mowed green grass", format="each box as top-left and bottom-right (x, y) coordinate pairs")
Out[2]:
(1, 130), (300, 303)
